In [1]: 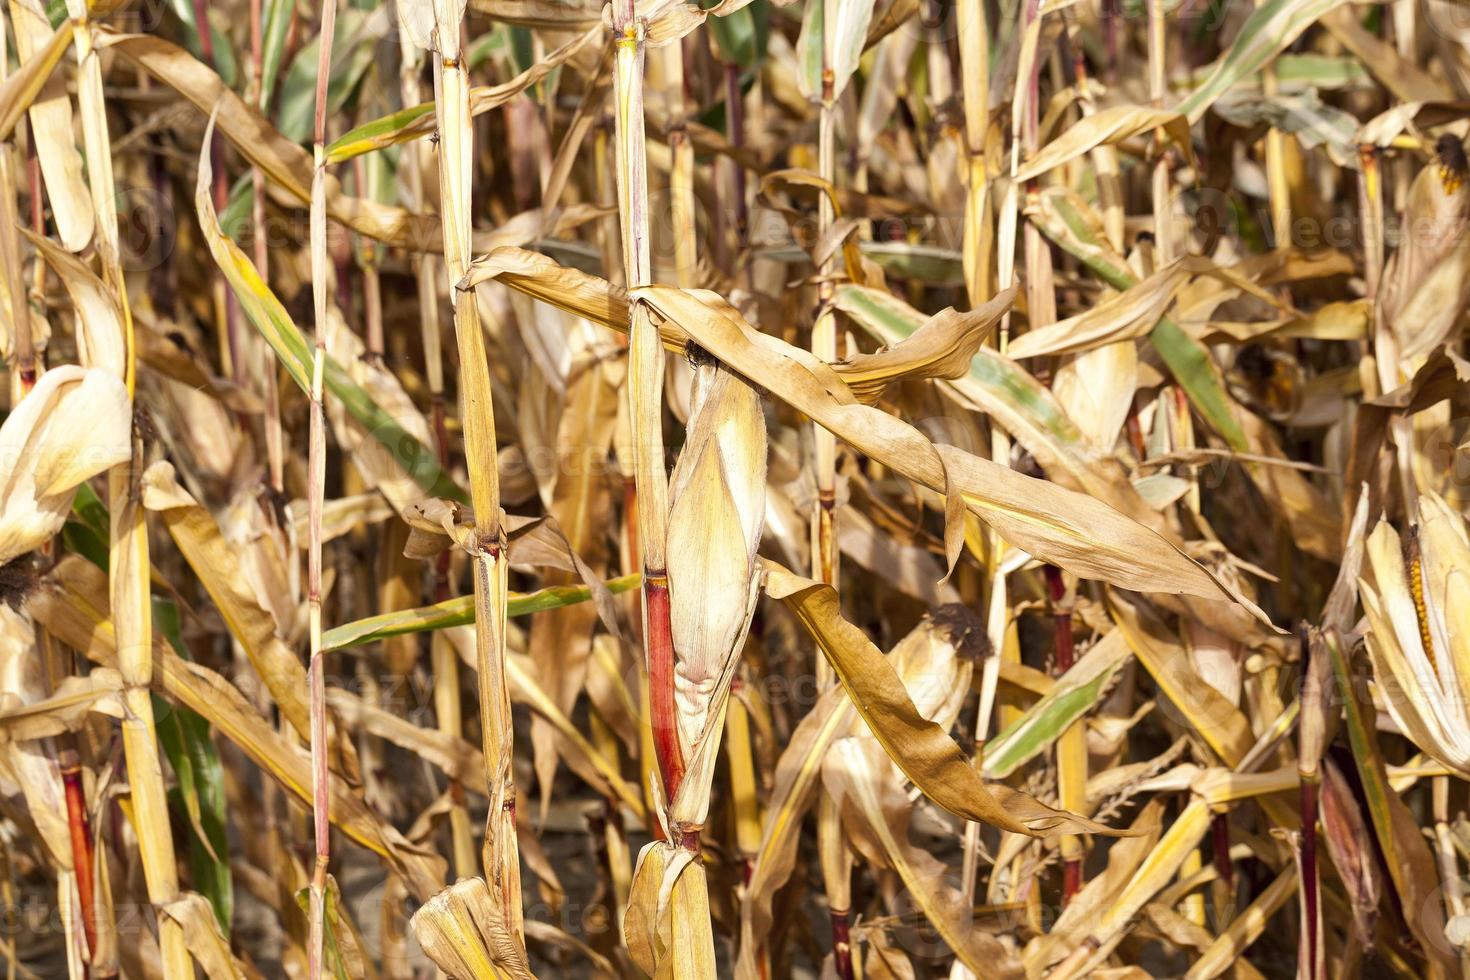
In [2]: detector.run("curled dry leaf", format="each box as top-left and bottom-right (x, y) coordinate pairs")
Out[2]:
(736, 608), (983, 979)
(835, 288), (1013, 403)
(468, 250), (1267, 605)
(0, 366), (130, 565)
(1013, 105), (1191, 184)
(764, 562), (1132, 837)
(823, 739), (1024, 979)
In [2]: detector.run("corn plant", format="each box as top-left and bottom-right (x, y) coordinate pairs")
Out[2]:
(7, 0), (1470, 976)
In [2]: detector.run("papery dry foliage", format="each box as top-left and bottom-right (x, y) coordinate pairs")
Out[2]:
(6, 0), (1470, 976)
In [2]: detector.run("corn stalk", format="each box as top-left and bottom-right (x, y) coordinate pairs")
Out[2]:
(608, 10), (710, 973)
(795, 0), (871, 965)
(610, 0), (676, 802)
(409, 0), (523, 954)
(394, 0), (475, 880)
(63, 2), (193, 974)
(307, 2), (340, 974)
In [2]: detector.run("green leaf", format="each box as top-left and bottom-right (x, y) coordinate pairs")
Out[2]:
(258, 0), (293, 110)
(756, 242), (965, 286)
(64, 484), (111, 569)
(796, 0), (877, 103)
(836, 282), (1088, 450)
(509, 25), (535, 74)
(194, 126), (466, 502)
(1033, 191), (1251, 450)
(276, 8), (382, 143)
(218, 172), (255, 239)
(795, 0), (825, 101)
(708, 0), (769, 69)
(326, 103), (436, 165)
(1148, 319), (1250, 452)
(984, 632), (1132, 778)
(295, 878), (374, 980)
(167, 0), (239, 88)
(1175, 0), (1354, 123)
(154, 598), (233, 935)
(467, 27), (512, 69)
(321, 573), (641, 652)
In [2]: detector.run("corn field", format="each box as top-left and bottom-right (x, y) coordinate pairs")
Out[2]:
(4, 0), (1470, 974)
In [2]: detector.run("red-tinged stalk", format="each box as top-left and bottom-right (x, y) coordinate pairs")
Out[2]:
(830, 909), (852, 974)
(1298, 630), (1325, 980)
(307, 3), (338, 974)
(1300, 777), (1320, 974)
(37, 620), (105, 974)
(1046, 565), (1084, 903)
(1045, 567), (1074, 672)
(17, 126), (42, 394)
(1048, 569), (1088, 909)
(610, 0), (677, 810)
(59, 747), (96, 958)
(645, 574), (684, 801)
